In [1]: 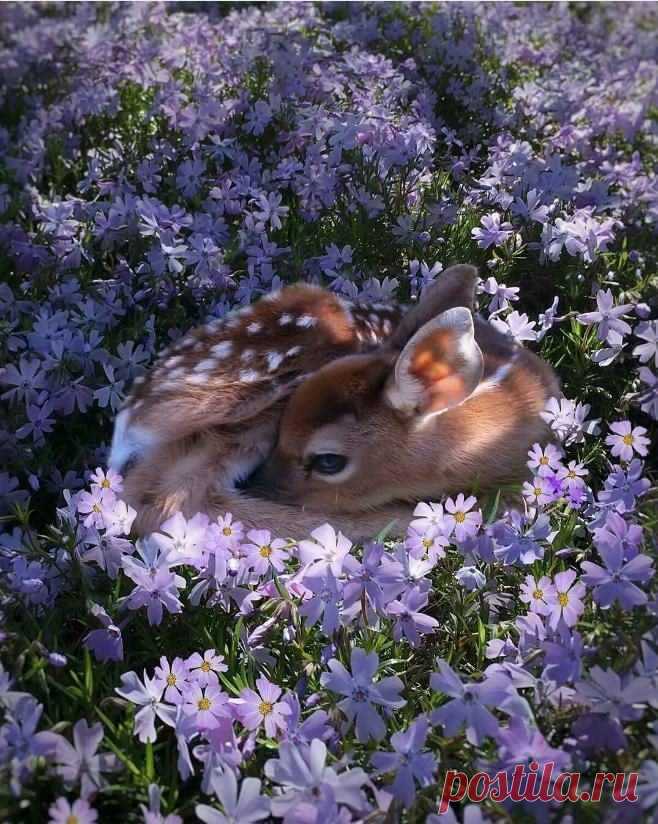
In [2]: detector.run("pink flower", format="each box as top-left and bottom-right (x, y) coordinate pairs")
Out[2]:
(243, 529), (290, 576)
(187, 649), (228, 687)
(48, 797), (97, 824)
(520, 574), (555, 616)
(443, 494), (482, 542)
(546, 570), (586, 630)
(234, 676), (291, 739)
(605, 420), (650, 462)
(182, 683), (232, 730)
(527, 443), (564, 477)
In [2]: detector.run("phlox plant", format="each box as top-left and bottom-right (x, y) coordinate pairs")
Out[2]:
(0, 2), (657, 822)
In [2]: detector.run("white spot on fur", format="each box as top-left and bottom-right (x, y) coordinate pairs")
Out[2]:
(239, 369), (260, 383)
(286, 346), (302, 357)
(193, 358), (216, 373)
(211, 341), (233, 358)
(186, 373), (208, 385)
(279, 313), (294, 326)
(263, 289), (282, 303)
(165, 355), (183, 368)
(296, 315), (316, 328)
(241, 348), (255, 363)
(266, 351), (286, 371)
(247, 322), (262, 335)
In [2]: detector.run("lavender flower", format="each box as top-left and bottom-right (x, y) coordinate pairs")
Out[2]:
(370, 716), (438, 808)
(581, 545), (653, 609)
(234, 676), (291, 738)
(48, 798), (97, 824)
(320, 648), (405, 742)
(196, 769), (270, 824)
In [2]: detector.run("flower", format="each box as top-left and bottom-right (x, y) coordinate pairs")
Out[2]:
(320, 648), (405, 742)
(581, 545), (653, 610)
(48, 797), (98, 824)
(153, 657), (191, 704)
(234, 676), (291, 738)
(430, 659), (513, 745)
(187, 649), (228, 687)
(370, 716), (438, 808)
(196, 769), (270, 824)
(471, 212), (513, 248)
(386, 585), (440, 645)
(243, 529), (290, 576)
(519, 574), (555, 615)
(115, 670), (177, 743)
(605, 420), (650, 462)
(182, 683), (232, 731)
(575, 667), (654, 721)
(264, 739), (369, 820)
(454, 565), (487, 591)
(545, 570), (586, 630)
(577, 289), (633, 343)
(298, 523), (352, 576)
(443, 494), (482, 542)
(633, 320), (658, 367)
(52, 719), (120, 798)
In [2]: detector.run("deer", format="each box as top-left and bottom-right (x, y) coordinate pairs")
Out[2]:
(243, 265), (561, 519)
(109, 280), (410, 537)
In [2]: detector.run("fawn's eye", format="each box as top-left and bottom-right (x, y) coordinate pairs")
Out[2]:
(309, 453), (348, 475)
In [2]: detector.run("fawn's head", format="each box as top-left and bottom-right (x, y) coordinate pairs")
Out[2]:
(246, 264), (559, 511)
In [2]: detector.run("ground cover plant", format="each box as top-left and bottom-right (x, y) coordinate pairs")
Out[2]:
(0, 2), (657, 821)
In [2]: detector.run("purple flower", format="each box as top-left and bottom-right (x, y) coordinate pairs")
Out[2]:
(593, 511), (644, 561)
(196, 770), (270, 824)
(48, 797), (97, 824)
(575, 667), (654, 721)
(495, 716), (571, 774)
(545, 569), (586, 630)
(581, 545), (653, 610)
(454, 565), (487, 591)
(471, 212), (513, 249)
(153, 657), (191, 704)
(542, 629), (584, 684)
(490, 311), (538, 344)
(182, 683), (232, 731)
(53, 719), (120, 798)
(320, 647), (405, 742)
(299, 568), (344, 636)
(577, 289), (633, 343)
(234, 676), (292, 738)
(84, 603), (124, 662)
(370, 716), (437, 808)
(264, 739), (369, 820)
(430, 659), (513, 745)
(519, 574), (555, 615)
(597, 459), (650, 513)
(186, 649), (228, 687)
(386, 585), (440, 646)
(633, 321), (658, 367)
(115, 670), (176, 743)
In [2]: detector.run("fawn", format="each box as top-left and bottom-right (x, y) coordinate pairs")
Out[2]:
(244, 265), (560, 517)
(109, 281), (408, 536)
(110, 264), (560, 538)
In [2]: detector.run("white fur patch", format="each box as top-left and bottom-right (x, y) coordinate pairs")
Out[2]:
(246, 322), (263, 335)
(186, 373), (208, 385)
(296, 315), (316, 328)
(286, 346), (302, 357)
(109, 409), (157, 472)
(239, 369), (260, 383)
(193, 358), (216, 373)
(266, 351), (285, 371)
(279, 313), (294, 326)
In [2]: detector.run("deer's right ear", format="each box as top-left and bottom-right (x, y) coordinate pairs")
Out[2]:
(385, 307), (483, 417)
(390, 263), (478, 349)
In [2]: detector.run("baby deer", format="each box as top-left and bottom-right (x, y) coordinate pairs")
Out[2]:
(109, 283), (408, 536)
(245, 265), (560, 516)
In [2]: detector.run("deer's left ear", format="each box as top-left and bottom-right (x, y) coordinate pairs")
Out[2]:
(385, 307), (483, 416)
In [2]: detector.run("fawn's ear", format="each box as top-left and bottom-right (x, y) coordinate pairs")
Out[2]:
(385, 307), (483, 416)
(390, 263), (478, 349)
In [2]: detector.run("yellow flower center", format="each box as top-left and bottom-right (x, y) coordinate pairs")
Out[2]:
(622, 434), (634, 446)
(539, 456), (549, 465)
(422, 537), (433, 549)
(200, 661), (211, 673)
(454, 511), (466, 523)
(533, 589), (543, 600)
(198, 697), (211, 711)
(534, 486), (542, 496)
(166, 674), (177, 686)
(93, 503), (101, 513)
(567, 470), (576, 479)
(259, 545), (272, 558)
(259, 701), (273, 716)
(222, 526), (232, 536)
(66, 816), (79, 824)
(558, 592), (569, 607)
(101, 478), (111, 488)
